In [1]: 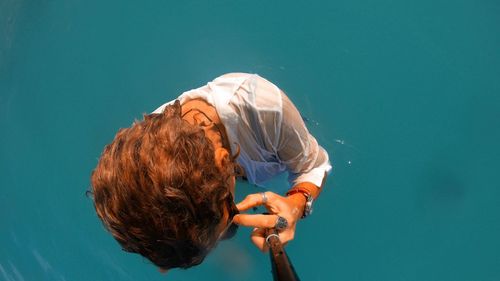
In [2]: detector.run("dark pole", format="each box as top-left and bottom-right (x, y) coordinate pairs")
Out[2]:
(265, 228), (301, 281)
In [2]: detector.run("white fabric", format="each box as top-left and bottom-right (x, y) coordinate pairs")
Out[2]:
(152, 73), (332, 189)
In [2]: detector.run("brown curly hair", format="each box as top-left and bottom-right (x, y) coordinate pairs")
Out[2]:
(90, 100), (236, 269)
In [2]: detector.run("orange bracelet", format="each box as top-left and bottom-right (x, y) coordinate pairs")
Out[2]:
(286, 187), (311, 198)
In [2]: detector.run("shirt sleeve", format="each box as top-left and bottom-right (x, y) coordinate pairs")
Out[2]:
(237, 74), (332, 188)
(276, 91), (332, 188)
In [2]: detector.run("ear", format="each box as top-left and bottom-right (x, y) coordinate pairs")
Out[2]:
(214, 147), (231, 171)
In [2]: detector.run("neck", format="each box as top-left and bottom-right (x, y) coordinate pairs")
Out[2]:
(181, 99), (232, 154)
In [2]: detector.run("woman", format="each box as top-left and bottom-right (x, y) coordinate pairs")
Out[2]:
(90, 73), (331, 271)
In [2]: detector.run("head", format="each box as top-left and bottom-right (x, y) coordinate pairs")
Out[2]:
(90, 100), (239, 270)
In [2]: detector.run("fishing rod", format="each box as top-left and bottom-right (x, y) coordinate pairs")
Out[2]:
(265, 228), (300, 281)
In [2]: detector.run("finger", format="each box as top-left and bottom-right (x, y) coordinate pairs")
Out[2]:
(257, 229), (292, 251)
(233, 214), (279, 228)
(236, 192), (273, 211)
(276, 230), (294, 244)
(250, 228), (269, 252)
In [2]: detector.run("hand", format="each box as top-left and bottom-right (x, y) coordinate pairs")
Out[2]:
(233, 191), (306, 252)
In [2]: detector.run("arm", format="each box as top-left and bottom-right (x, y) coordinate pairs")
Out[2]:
(277, 90), (330, 209)
(234, 77), (331, 251)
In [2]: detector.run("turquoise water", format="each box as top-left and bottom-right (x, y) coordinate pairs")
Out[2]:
(1, 1), (499, 280)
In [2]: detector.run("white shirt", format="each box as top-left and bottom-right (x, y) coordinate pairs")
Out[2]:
(153, 73), (332, 190)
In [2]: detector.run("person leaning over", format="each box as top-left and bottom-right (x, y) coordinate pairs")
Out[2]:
(90, 72), (332, 271)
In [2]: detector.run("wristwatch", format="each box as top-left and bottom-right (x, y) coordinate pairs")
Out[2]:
(286, 187), (314, 218)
